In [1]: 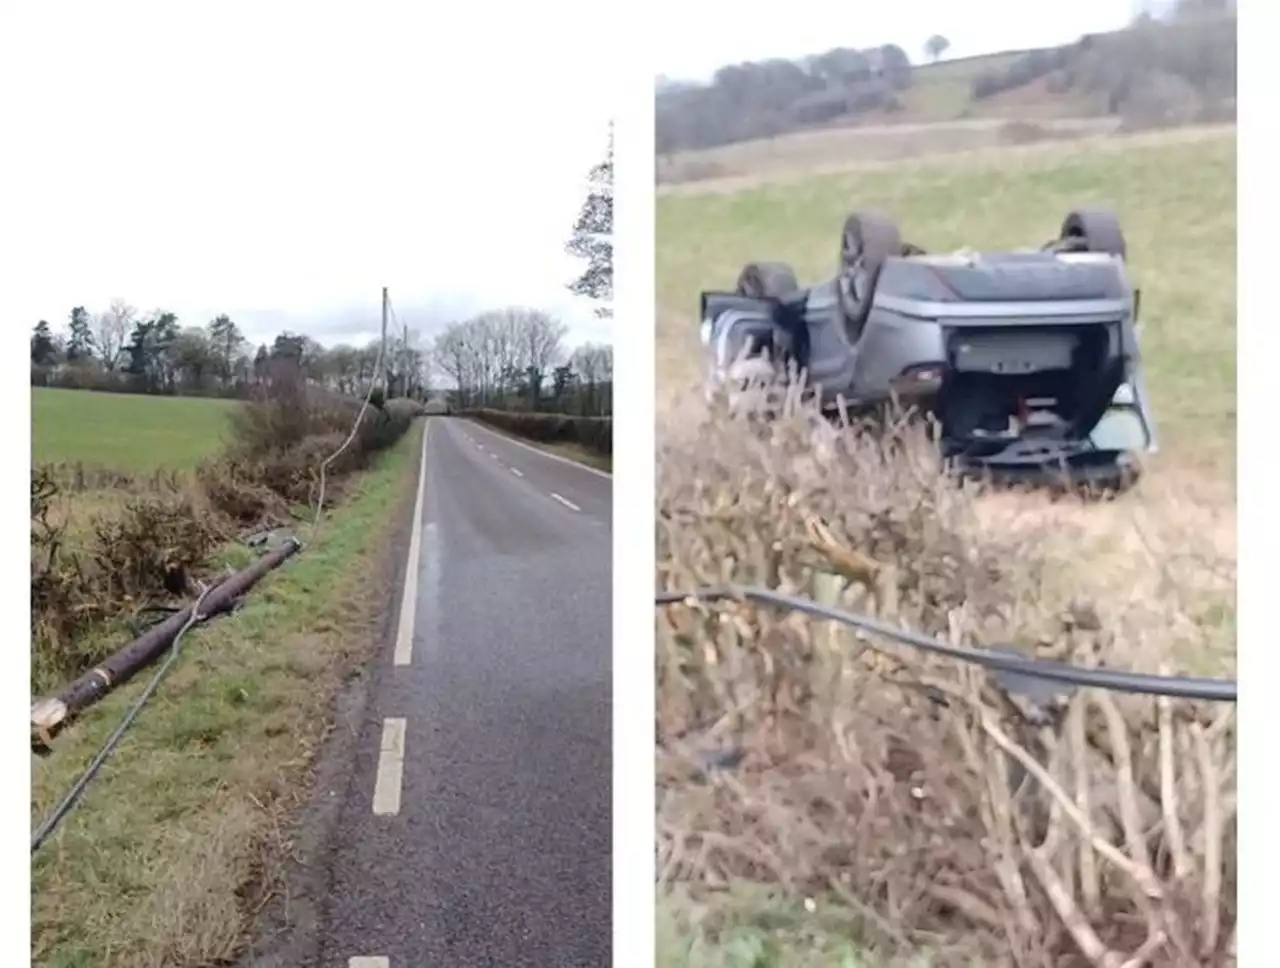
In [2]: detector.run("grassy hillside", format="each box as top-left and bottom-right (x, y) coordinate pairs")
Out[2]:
(32, 388), (238, 471)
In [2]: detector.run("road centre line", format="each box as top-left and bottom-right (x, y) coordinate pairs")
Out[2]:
(466, 419), (611, 480)
(551, 492), (580, 512)
(372, 718), (407, 816)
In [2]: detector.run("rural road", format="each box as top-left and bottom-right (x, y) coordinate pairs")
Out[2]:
(317, 417), (612, 968)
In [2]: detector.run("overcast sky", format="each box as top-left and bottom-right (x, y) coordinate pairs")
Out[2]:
(7, 3), (615, 354)
(654, 0), (1141, 81)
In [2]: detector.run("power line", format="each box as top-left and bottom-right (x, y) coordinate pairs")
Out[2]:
(32, 582), (214, 855)
(657, 585), (1236, 702)
(310, 286), (390, 540)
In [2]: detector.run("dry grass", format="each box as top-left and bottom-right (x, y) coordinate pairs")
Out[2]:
(657, 117), (1121, 189)
(30, 422), (423, 968)
(655, 124), (1236, 964)
(656, 392), (1235, 967)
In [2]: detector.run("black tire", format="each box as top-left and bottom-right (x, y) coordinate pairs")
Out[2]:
(1058, 208), (1127, 259)
(838, 211), (902, 337)
(839, 211), (902, 274)
(736, 261), (800, 299)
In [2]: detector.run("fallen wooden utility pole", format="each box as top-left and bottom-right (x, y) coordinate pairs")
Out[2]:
(30, 538), (302, 754)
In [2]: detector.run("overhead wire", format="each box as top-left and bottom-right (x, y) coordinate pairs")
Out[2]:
(657, 585), (1237, 703)
(309, 289), (391, 542)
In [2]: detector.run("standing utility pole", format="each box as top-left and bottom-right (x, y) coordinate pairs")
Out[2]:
(381, 286), (389, 393)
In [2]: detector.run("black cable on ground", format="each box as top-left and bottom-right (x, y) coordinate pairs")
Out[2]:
(657, 585), (1237, 703)
(127, 605), (183, 637)
(32, 582), (213, 857)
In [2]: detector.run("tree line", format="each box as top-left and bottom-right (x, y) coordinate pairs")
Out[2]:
(30, 303), (612, 416)
(657, 44), (914, 154)
(29, 303), (426, 400)
(655, 0), (1235, 156)
(433, 308), (612, 417)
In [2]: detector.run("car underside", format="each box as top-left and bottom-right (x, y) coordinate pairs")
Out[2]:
(699, 208), (1157, 491)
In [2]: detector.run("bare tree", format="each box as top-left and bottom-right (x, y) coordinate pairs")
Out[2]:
(206, 314), (246, 389)
(571, 341), (613, 415)
(95, 299), (135, 371)
(432, 322), (473, 407)
(518, 309), (567, 407)
(429, 308), (569, 410)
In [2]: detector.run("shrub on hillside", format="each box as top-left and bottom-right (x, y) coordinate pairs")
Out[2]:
(229, 364), (365, 456)
(464, 408), (611, 455)
(222, 364), (414, 506)
(971, 16), (1235, 122)
(195, 458), (290, 527)
(657, 386), (1235, 967)
(971, 47), (1069, 101)
(31, 473), (225, 691)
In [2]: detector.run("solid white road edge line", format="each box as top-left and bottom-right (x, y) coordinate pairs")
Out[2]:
(393, 420), (430, 667)
(551, 492), (581, 512)
(372, 718), (406, 816)
(465, 418), (611, 480)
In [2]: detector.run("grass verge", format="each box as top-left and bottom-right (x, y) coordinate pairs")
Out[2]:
(658, 887), (883, 968)
(31, 420), (423, 968)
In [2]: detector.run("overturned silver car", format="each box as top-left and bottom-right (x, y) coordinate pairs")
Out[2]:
(699, 208), (1158, 490)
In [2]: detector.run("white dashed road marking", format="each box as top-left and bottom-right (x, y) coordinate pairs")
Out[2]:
(349, 958), (389, 968)
(467, 420), (611, 480)
(510, 467), (524, 477)
(393, 422), (429, 667)
(372, 718), (407, 816)
(551, 492), (580, 512)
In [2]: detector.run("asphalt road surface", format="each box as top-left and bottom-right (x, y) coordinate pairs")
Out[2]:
(318, 417), (611, 968)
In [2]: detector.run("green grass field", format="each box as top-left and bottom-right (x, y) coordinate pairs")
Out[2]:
(896, 50), (1024, 120)
(32, 388), (238, 471)
(657, 125), (1237, 485)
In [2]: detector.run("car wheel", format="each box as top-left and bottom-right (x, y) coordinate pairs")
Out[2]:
(736, 262), (799, 298)
(838, 211), (902, 338)
(1059, 208), (1127, 259)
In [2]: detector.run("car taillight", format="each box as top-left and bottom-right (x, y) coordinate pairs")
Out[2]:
(889, 363), (946, 396)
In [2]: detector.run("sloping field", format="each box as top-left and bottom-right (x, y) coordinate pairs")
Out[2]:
(32, 387), (237, 471)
